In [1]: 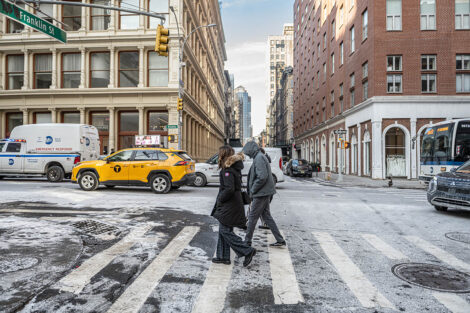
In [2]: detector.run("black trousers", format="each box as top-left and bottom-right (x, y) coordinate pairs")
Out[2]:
(216, 222), (253, 260)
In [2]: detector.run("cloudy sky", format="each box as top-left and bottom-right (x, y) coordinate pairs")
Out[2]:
(221, 0), (294, 137)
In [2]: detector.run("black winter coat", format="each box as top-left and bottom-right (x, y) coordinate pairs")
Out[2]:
(211, 153), (247, 228)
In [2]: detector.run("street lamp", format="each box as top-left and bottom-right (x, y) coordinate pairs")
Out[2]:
(170, 6), (217, 150)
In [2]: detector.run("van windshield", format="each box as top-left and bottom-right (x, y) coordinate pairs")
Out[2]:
(0, 142), (5, 152)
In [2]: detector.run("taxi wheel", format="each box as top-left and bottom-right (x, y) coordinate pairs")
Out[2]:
(150, 174), (171, 194)
(47, 166), (64, 182)
(193, 173), (207, 187)
(78, 171), (99, 191)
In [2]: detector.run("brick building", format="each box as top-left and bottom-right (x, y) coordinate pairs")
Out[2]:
(293, 0), (470, 179)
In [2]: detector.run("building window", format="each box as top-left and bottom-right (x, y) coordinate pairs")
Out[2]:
(363, 81), (369, 100)
(317, 43), (321, 57)
(350, 73), (356, 105)
(350, 90), (355, 106)
(350, 73), (355, 88)
(386, 0), (402, 31)
(323, 32), (327, 50)
(330, 91), (335, 118)
(148, 112), (169, 132)
(6, 55), (24, 90)
(332, 19), (336, 38)
(340, 42), (344, 65)
(119, 0), (139, 29)
(36, 3), (53, 24)
(456, 54), (470, 70)
(457, 74), (470, 92)
(387, 55), (402, 71)
(91, 111), (110, 154)
(350, 26), (355, 53)
(90, 52), (110, 88)
(350, 0), (355, 10)
(91, 0), (111, 30)
(387, 75), (403, 93)
(331, 53), (335, 74)
(339, 5), (344, 26)
(421, 0), (436, 30)
(62, 0), (82, 31)
(119, 51), (139, 87)
(362, 9), (368, 40)
(148, 0), (168, 28)
(422, 55), (437, 70)
(62, 53), (81, 88)
(339, 83), (344, 113)
(323, 63), (327, 80)
(7, 3), (24, 33)
(34, 112), (52, 124)
(62, 112), (80, 123)
(363, 62), (369, 78)
(148, 52), (168, 87)
(6, 113), (23, 137)
(422, 74), (437, 93)
(34, 54), (52, 89)
(456, 0), (470, 30)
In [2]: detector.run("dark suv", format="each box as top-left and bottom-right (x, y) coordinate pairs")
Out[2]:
(286, 159), (312, 177)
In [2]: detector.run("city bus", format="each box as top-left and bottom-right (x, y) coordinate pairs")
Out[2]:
(420, 119), (470, 182)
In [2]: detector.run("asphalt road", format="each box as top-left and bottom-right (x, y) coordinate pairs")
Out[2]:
(1, 177), (470, 313)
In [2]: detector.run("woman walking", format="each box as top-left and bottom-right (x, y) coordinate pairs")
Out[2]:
(211, 145), (257, 267)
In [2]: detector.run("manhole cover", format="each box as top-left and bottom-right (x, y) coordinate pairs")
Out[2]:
(445, 232), (470, 244)
(392, 263), (470, 293)
(72, 219), (118, 235)
(0, 257), (41, 274)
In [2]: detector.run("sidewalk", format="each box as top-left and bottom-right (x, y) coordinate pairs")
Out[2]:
(312, 172), (427, 190)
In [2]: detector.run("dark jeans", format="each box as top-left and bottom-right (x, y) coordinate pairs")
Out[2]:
(216, 222), (253, 260)
(245, 195), (284, 245)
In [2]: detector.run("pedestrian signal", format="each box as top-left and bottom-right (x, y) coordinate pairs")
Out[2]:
(168, 135), (178, 143)
(177, 98), (183, 111)
(155, 25), (169, 56)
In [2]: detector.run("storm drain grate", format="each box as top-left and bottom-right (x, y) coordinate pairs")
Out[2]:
(72, 220), (118, 235)
(445, 232), (470, 244)
(392, 263), (470, 293)
(0, 257), (41, 274)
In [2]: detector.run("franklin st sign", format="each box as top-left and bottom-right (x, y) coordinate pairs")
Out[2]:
(0, 0), (67, 43)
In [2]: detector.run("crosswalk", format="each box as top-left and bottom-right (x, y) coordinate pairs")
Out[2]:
(32, 224), (470, 312)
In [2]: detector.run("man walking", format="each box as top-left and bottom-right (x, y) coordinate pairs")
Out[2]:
(242, 141), (286, 247)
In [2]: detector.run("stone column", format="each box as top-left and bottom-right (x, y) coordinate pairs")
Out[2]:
(108, 46), (115, 88)
(138, 106), (145, 135)
(108, 0), (116, 32)
(0, 52), (4, 90)
(108, 107), (115, 152)
(22, 49), (29, 90)
(138, 0), (145, 30)
(79, 48), (86, 88)
(49, 108), (57, 123)
(21, 109), (28, 125)
(80, 0), (87, 33)
(1, 112), (6, 138)
(50, 49), (57, 89)
(79, 108), (86, 124)
(410, 118), (417, 179)
(357, 123), (362, 176)
(371, 119), (383, 179)
(138, 46), (144, 88)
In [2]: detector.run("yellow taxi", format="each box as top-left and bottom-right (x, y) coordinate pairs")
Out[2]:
(71, 148), (195, 194)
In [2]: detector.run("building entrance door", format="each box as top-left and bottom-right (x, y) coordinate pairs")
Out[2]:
(385, 127), (406, 177)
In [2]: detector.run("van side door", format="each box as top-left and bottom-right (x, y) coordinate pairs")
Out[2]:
(0, 142), (24, 173)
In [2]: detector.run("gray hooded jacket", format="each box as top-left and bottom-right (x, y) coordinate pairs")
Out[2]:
(242, 141), (276, 198)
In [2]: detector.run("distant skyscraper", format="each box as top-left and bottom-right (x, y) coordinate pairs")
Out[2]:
(234, 86), (252, 141)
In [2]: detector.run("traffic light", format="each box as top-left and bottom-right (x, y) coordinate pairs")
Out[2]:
(177, 98), (183, 111)
(168, 135), (178, 143)
(344, 141), (350, 149)
(155, 24), (169, 56)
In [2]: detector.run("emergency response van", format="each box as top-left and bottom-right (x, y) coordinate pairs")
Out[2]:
(0, 124), (100, 182)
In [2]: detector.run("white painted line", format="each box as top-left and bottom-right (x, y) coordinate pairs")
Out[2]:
(433, 292), (470, 313)
(0, 209), (117, 215)
(313, 232), (396, 310)
(191, 252), (234, 313)
(268, 231), (304, 305)
(362, 234), (408, 260)
(405, 236), (470, 272)
(107, 226), (199, 313)
(58, 225), (152, 294)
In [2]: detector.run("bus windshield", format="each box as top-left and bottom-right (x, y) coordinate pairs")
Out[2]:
(455, 121), (470, 163)
(420, 123), (454, 163)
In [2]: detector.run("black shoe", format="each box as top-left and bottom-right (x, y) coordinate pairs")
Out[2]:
(258, 224), (270, 230)
(243, 248), (257, 267)
(269, 241), (287, 247)
(212, 258), (231, 265)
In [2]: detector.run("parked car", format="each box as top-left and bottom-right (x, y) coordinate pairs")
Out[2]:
(427, 160), (470, 211)
(193, 147), (284, 187)
(0, 124), (100, 182)
(285, 159), (313, 177)
(72, 148), (195, 194)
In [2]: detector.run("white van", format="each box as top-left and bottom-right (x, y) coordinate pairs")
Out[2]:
(0, 124), (100, 182)
(193, 147), (284, 187)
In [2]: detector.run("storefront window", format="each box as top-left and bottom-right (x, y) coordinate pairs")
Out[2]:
(91, 112), (109, 131)
(148, 112), (168, 132)
(120, 112), (138, 131)
(63, 112), (80, 123)
(7, 113), (23, 136)
(35, 112), (52, 124)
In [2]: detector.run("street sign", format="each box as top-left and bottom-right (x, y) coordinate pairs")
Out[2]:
(166, 125), (178, 129)
(334, 129), (347, 135)
(0, 0), (67, 43)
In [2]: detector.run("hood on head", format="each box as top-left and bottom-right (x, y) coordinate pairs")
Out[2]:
(225, 152), (245, 169)
(242, 141), (260, 158)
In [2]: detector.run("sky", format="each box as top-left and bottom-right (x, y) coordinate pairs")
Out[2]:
(221, 0), (294, 137)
